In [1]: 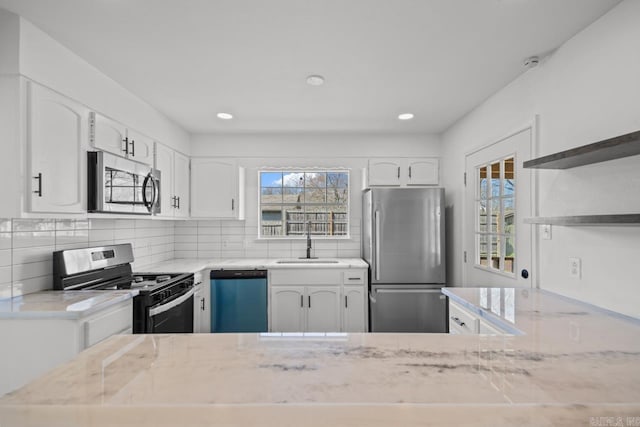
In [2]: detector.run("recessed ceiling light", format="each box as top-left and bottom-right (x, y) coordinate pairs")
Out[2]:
(398, 113), (414, 120)
(216, 112), (233, 120)
(306, 75), (325, 86)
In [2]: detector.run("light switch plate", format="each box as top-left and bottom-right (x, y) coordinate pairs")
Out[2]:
(569, 257), (581, 279)
(541, 224), (552, 240)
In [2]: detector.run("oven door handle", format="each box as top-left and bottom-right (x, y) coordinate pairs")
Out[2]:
(148, 288), (195, 317)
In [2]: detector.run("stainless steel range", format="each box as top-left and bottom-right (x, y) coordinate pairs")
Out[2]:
(53, 244), (194, 333)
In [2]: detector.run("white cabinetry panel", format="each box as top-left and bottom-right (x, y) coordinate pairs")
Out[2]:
(27, 82), (87, 213)
(367, 158), (439, 187)
(306, 286), (341, 332)
(271, 286), (305, 332)
(191, 158), (244, 219)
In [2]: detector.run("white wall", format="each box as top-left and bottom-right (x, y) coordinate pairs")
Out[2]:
(16, 17), (190, 154)
(441, 0), (640, 318)
(177, 133), (441, 259)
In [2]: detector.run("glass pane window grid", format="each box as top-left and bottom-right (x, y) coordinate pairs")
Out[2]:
(475, 157), (515, 274)
(260, 171), (349, 238)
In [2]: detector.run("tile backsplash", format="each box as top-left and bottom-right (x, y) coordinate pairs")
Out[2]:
(0, 217), (363, 299)
(174, 220), (361, 260)
(0, 218), (175, 299)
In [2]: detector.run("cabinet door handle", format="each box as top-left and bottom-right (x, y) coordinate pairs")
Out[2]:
(33, 173), (42, 197)
(300, 295), (304, 308)
(347, 277), (360, 281)
(201, 297), (205, 311)
(345, 295), (348, 308)
(397, 166), (400, 179)
(308, 295), (311, 308)
(129, 139), (135, 157)
(451, 316), (466, 327)
(231, 198), (235, 211)
(177, 196), (180, 209)
(122, 137), (129, 154)
(409, 166), (412, 178)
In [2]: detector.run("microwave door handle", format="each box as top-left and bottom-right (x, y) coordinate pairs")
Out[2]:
(150, 175), (158, 209)
(142, 173), (154, 212)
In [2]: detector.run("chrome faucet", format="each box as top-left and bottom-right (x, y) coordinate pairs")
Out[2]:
(306, 220), (312, 259)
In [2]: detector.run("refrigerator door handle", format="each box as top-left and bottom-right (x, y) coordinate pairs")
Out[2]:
(368, 290), (377, 304)
(374, 210), (381, 281)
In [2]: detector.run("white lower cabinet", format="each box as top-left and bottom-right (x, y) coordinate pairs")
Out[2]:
(448, 300), (506, 335)
(193, 270), (210, 333)
(342, 285), (366, 332)
(306, 286), (341, 332)
(0, 299), (133, 395)
(269, 268), (367, 333)
(270, 286), (306, 332)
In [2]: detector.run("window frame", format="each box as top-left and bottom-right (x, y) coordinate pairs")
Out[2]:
(257, 168), (351, 240)
(473, 155), (517, 277)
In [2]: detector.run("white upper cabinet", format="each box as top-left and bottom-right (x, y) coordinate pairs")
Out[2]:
(126, 129), (154, 165)
(367, 158), (439, 187)
(27, 82), (87, 213)
(191, 158), (245, 219)
(89, 112), (154, 166)
(368, 159), (403, 186)
(173, 151), (190, 218)
(406, 159), (439, 185)
(89, 112), (127, 157)
(155, 142), (190, 218)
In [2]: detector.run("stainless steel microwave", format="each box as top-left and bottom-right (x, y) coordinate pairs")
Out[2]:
(88, 151), (160, 215)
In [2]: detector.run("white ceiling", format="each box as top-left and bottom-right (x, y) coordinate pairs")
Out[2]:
(0, 0), (621, 134)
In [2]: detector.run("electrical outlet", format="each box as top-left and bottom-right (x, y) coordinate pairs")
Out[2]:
(569, 257), (581, 279)
(541, 224), (552, 240)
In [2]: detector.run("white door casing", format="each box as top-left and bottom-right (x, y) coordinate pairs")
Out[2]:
(464, 126), (534, 288)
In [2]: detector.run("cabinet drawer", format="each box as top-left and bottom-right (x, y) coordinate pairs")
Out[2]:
(270, 269), (342, 285)
(449, 301), (478, 334)
(342, 270), (366, 285)
(84, 303), (132, 348)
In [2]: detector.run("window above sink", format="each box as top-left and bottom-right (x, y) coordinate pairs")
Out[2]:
(259, 169), (350, 239)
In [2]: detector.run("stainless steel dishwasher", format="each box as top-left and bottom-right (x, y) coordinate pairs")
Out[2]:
(210, 270), (268, 333)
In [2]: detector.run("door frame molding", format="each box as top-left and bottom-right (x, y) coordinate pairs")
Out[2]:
(462, 115), (540, 288)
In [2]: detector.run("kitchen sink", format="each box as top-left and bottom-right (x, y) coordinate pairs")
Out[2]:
(275, 259), (340, 264)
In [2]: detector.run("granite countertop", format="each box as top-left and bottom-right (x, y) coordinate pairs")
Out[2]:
(1, 287), (639, 426)
(139, 258), (369, 273)
(0, 290), (139, 320)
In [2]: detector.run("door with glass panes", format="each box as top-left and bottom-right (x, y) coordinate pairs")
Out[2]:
(464, 127), (532, 287)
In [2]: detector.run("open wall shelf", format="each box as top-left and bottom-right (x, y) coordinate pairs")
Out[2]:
(523, 130), (640, 169)
(524, 129), (640, 226)
(525, 214), (640, 226)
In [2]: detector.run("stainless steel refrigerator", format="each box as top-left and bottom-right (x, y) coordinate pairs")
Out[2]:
(362, 187), (448, 332)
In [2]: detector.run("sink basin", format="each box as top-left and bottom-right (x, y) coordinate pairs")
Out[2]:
(275, 259), (340, 264)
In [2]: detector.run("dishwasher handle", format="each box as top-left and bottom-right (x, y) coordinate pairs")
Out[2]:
(210, 269), (268, 280)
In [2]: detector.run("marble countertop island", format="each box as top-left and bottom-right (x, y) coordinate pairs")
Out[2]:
(0, 290), (138, 320)
(2, 287), (640, 426)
